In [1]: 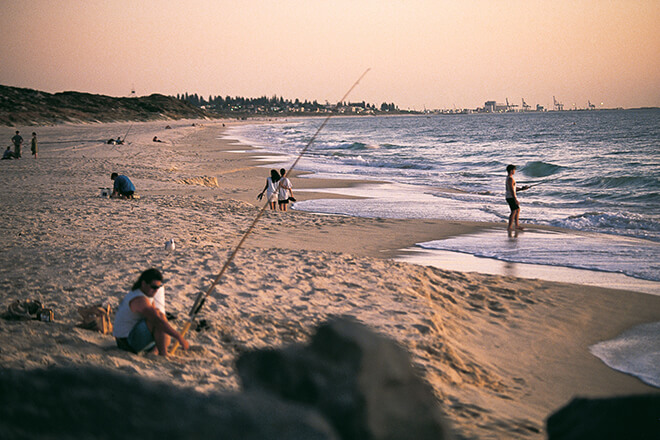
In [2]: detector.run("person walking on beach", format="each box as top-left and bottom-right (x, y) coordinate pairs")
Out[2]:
(505, 164), (529, 231)
(110, 172), (135, 198)
(258, 169), (281, 210)
(113, 268), (189, 357)
(30, 132), (38, 159)
(11, 131), (23, 159)
(277, 168), (294, 211)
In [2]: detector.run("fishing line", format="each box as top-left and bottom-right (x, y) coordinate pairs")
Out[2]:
(171, 68), (371, 355)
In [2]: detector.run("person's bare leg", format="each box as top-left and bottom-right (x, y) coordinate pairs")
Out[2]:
(153, 326), (171, 356)
(515, 209), (524, 230)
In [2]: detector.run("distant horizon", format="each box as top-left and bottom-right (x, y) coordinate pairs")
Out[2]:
(1, 1), (658, 110)
(3, 82), (656, 113)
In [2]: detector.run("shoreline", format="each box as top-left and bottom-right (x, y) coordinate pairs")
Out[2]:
(220, 121), (660, 296)
(1, 119), (659, 439)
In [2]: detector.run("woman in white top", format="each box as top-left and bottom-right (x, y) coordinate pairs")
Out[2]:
(113, 268), (188, 356)
(258, 169), (281, 210)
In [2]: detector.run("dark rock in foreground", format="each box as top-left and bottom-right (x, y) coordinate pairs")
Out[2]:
(547, 394), (660, 440)
(237, 317), (453, 440)
(0, 367), (338, 440)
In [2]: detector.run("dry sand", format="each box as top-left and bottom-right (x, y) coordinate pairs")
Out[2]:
(1, 120), (659, 439)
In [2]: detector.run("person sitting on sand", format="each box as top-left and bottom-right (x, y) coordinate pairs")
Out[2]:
(277, 168), (294, 212)
(258, 169), (281, 210)
(153, 136), (163, 143)
(2, 146), (14, 160)
(505, 164), (529, 231)
(113, 268), (189, 357)
(111, 172), (135, 199)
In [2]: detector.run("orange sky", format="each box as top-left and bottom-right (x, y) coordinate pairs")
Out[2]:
(1, 0), (659, 110)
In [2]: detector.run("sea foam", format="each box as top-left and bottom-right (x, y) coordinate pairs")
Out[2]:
(589, 321), (660, 388)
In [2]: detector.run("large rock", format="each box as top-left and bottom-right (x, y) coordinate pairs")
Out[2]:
(237, 317), (452, 440)
(547, 394), (660, 439)
(0, 367), (338, 440)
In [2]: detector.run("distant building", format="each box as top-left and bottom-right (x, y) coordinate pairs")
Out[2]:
(483, 101), (508, 112)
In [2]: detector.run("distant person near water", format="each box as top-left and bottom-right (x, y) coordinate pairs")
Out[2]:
(111, 172), (136, 199)
(257, 169), (281, 210)
(505, 164), (529, 231)
(113, 268), (189, 357)
(277, 168), (294, 211)
(31, 132), (38, 158)
(11, 131), (23, 158)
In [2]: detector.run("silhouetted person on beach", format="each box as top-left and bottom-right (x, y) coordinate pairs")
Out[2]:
(277, 168), (294, 211)
(258, 169), (281, 210)
(506, 164), (529, 231)
(113, 268), (188, 357)
(111, 172), (135, 199)
(2, 147), (14, 160)
(11, 131), (23, 158)
(31, 132), (38, 158)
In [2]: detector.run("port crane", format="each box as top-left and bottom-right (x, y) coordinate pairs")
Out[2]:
(521, 98), (531, 111)
(505, 98), (518, 111)
(553, 96), (564, 111)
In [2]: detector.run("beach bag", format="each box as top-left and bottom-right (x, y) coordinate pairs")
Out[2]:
(77, 304), (113, 334)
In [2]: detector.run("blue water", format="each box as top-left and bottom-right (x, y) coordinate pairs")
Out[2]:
(227, 110), (660, 285)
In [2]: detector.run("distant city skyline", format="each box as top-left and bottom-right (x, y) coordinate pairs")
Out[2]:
(1, 1), (658, 110)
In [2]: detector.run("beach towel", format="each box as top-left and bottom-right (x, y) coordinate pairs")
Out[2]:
(3, 299), (43, 320)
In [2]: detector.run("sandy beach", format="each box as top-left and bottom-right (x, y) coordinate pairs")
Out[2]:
(1, 120), (659, 439)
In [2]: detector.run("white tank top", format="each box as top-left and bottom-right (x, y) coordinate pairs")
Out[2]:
(112, 287), (165, 338)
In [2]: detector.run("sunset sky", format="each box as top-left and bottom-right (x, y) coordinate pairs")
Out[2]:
(1, 0), (659, 110)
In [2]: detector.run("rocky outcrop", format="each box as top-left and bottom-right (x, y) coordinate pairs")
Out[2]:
(547, 394), (660, 440)
(0, 317), (452, 440)
(237, 317), (453, 440)
(0, 367), (338, 440)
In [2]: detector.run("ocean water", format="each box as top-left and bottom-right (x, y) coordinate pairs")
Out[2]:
(227, 110), (660, 288)
(589, 321), (660, 388)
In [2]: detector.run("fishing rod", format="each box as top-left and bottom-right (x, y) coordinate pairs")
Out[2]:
(39, 139), (110, 145)
(522, 177), (560, 189)
(171, 68), (371, 355)
(121, 122), (134, 144)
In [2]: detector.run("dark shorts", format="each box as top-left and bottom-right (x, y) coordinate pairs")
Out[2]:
(116, 320), (155, 354)
(506, 197), (519, 211)
(278, 199), (289, 205)
(119, 190), (134, 197)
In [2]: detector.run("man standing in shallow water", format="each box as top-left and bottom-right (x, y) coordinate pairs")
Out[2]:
(505, 164), (529, 231)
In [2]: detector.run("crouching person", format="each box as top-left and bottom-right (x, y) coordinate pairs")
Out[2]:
(113, 268), (188, 357)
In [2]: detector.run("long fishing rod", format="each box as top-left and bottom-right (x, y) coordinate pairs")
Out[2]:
(523, 177), (560, 189)
(171, 68), (371, 355)
(121, 122), (134, 143)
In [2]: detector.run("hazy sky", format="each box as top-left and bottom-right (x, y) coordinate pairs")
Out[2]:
(1, 0), (659, 110)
